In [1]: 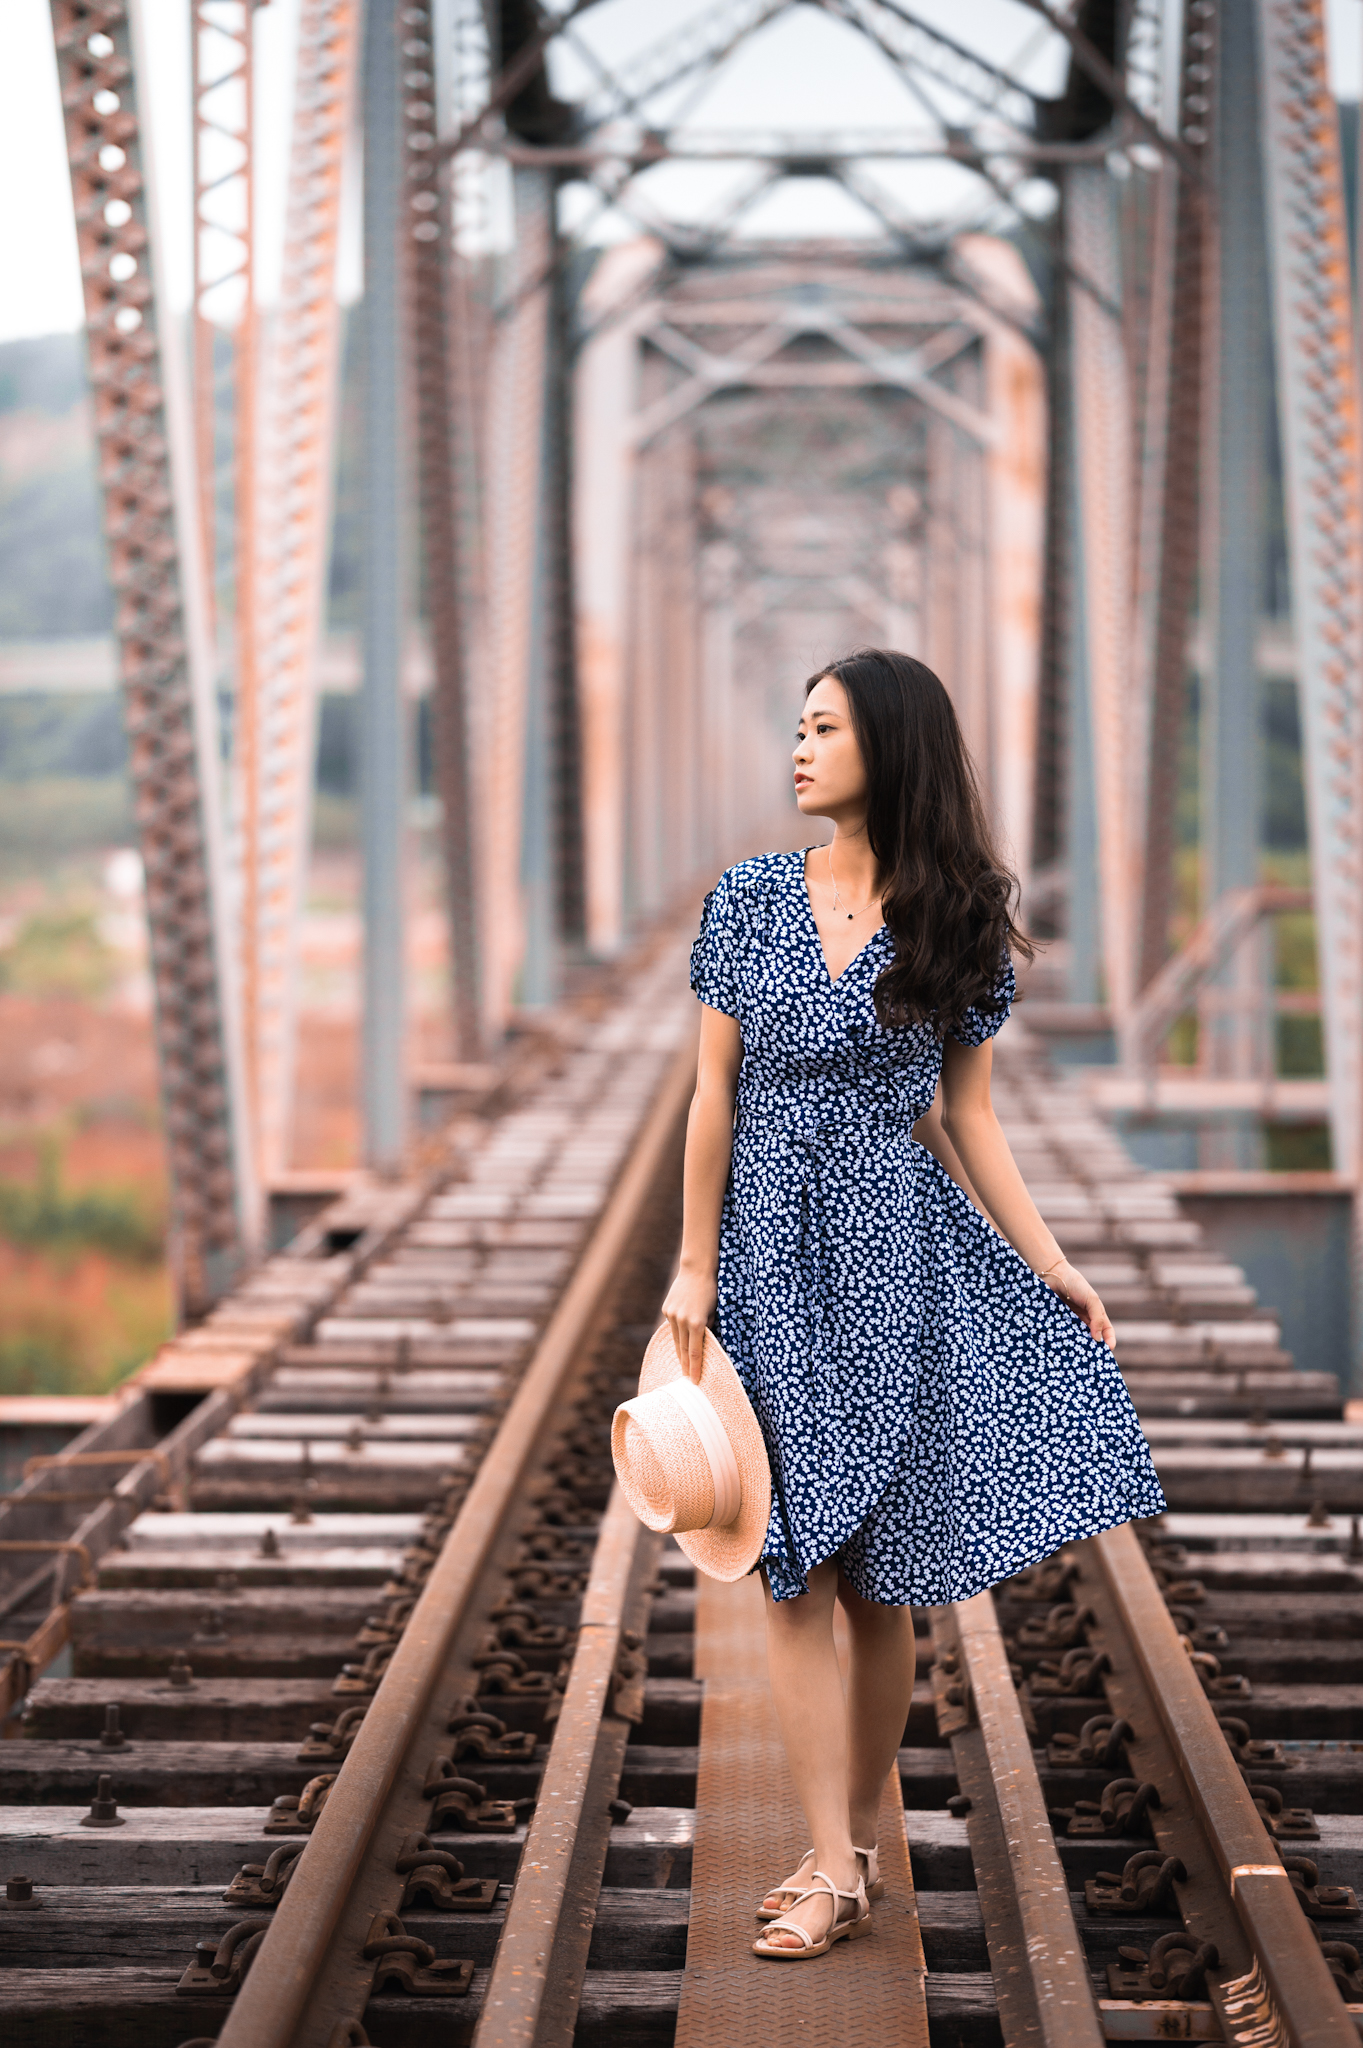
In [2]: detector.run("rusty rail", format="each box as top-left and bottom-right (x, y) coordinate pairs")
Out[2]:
(217, 1030), (697, 2048)
(932, 1594), (1104, 2047)
(474, 1483), (658, 2047)
(1093, 1523), (1356, 2048)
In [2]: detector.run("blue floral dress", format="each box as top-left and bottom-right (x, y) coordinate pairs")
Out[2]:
(691, 850), (1166, 1604)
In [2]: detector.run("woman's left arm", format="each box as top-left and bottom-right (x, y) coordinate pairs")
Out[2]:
(938, 1034), (1115, 1349)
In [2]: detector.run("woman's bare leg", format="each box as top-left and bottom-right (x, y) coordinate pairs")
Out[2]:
(759, 1560), (860, 1946)
(837, 1571), (918, 1852)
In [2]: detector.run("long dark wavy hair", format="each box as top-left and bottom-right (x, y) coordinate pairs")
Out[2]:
(806, 648), (1032, 1033)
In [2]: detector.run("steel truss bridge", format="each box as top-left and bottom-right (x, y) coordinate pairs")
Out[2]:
(47, 0), (1363, 1329)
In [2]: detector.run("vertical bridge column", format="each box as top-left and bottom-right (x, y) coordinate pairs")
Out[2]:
(360, 0), (408, 1173)
(481, 167), (555, 1029)
(49, 0), (256, 1310)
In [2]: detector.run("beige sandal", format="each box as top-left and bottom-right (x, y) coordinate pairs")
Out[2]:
(757, 1844), (883, 1920)
(752, 1870), (871, 1959)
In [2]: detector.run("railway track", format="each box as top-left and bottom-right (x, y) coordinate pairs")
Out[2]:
(0, 984), (1361, 2045)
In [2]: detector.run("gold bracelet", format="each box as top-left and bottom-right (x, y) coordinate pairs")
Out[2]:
(1035, 1256), (1066, 1283)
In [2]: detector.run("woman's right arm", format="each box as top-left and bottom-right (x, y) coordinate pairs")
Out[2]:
(662, 1004), (743, 1384)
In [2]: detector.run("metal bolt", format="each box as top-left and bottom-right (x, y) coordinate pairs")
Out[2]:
(290, 1499), (314, 1524)
(6, 1875), (33, 1902)
(99, 1704), (127, 1749)
(260, 1528), (280, 1558)
(946, 1793), (973, 1817)
(167, 1651), (195, 1689)
(1349, 1516), (1363, 1563)
(79, 1775), (125, 1828)
(198, 1609), (227, 1641)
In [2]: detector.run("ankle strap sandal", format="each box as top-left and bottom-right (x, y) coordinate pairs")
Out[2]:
(752, 1871), (871, 1959)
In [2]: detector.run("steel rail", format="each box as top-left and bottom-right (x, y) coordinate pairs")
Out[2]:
(943, 1592), (1105, 2047)
(217, 1030), (698, 2048)
(1094, 1523), (1356, 2048)
(474, 1483), (657, 2047)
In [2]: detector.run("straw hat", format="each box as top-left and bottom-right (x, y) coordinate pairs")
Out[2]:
(611, 1325), (771, 1582)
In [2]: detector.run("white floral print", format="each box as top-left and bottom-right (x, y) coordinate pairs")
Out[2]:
(691, 850), (1167, 1604)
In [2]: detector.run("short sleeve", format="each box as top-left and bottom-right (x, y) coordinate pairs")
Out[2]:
(690, 872), (741, 1016)
(948, 950), (1016, 1047)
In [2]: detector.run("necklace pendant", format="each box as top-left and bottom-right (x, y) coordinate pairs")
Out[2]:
(846, 912), (853, 921)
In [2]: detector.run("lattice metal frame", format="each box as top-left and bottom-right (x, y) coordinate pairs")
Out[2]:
(1256, 0), (1363, 1181)
(248, 0), (361, 1177)
(49, 0), (250, 1310)
(405, 0), (481, 1055)
(1136, 0), (1214, 993)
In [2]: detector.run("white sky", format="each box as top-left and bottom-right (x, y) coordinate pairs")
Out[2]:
(1, 0), (1362, 346)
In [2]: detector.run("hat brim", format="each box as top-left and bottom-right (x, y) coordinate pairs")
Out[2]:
(637, 1324), (771, 1582)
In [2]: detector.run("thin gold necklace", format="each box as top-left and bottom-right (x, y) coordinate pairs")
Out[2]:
(828, 844), (877, 922)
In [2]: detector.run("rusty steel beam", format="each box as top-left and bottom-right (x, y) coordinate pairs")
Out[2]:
(215, 1031), (698, 2048)
(1136, 0), (1214, 992)
(405, 1), (481, 1058)
(191, 0), (261, 1139)
(1256, 0), (1363, 1187)
(249, 0), (361, 1180)
(472, 1485), (658, 2047)
(48, 0), (254, 1311)
(932, 1593), (1104, 2045)
(1066, 161), (1137, 1026)
(480, 166), (556, 1031)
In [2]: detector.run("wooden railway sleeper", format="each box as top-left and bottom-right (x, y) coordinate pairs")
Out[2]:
(361, 1911), (473, 1996)
(266, 1773), (336, 1833)
(224, 1843), (306, 1907)
(394, 1831), (499, 1913)
(1086, 1848), (1187, 1914)
(177, 1921), (269, 1995)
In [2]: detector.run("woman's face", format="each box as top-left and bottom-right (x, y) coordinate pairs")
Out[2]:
(793, 676), (868, 820)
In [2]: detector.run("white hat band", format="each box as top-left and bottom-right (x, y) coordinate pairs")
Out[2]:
(619, 1378), (742, 1530)
(663, 1376), (742, 1527)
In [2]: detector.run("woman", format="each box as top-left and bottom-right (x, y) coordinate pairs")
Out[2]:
(662, 648), (1165, 1960)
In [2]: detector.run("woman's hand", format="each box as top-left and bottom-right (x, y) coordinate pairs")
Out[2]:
(662, 1266), (718, 1383)
(1043, 1260), (1115, 1350)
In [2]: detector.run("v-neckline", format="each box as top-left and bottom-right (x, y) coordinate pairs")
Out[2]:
(797, 847), (887, 987)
